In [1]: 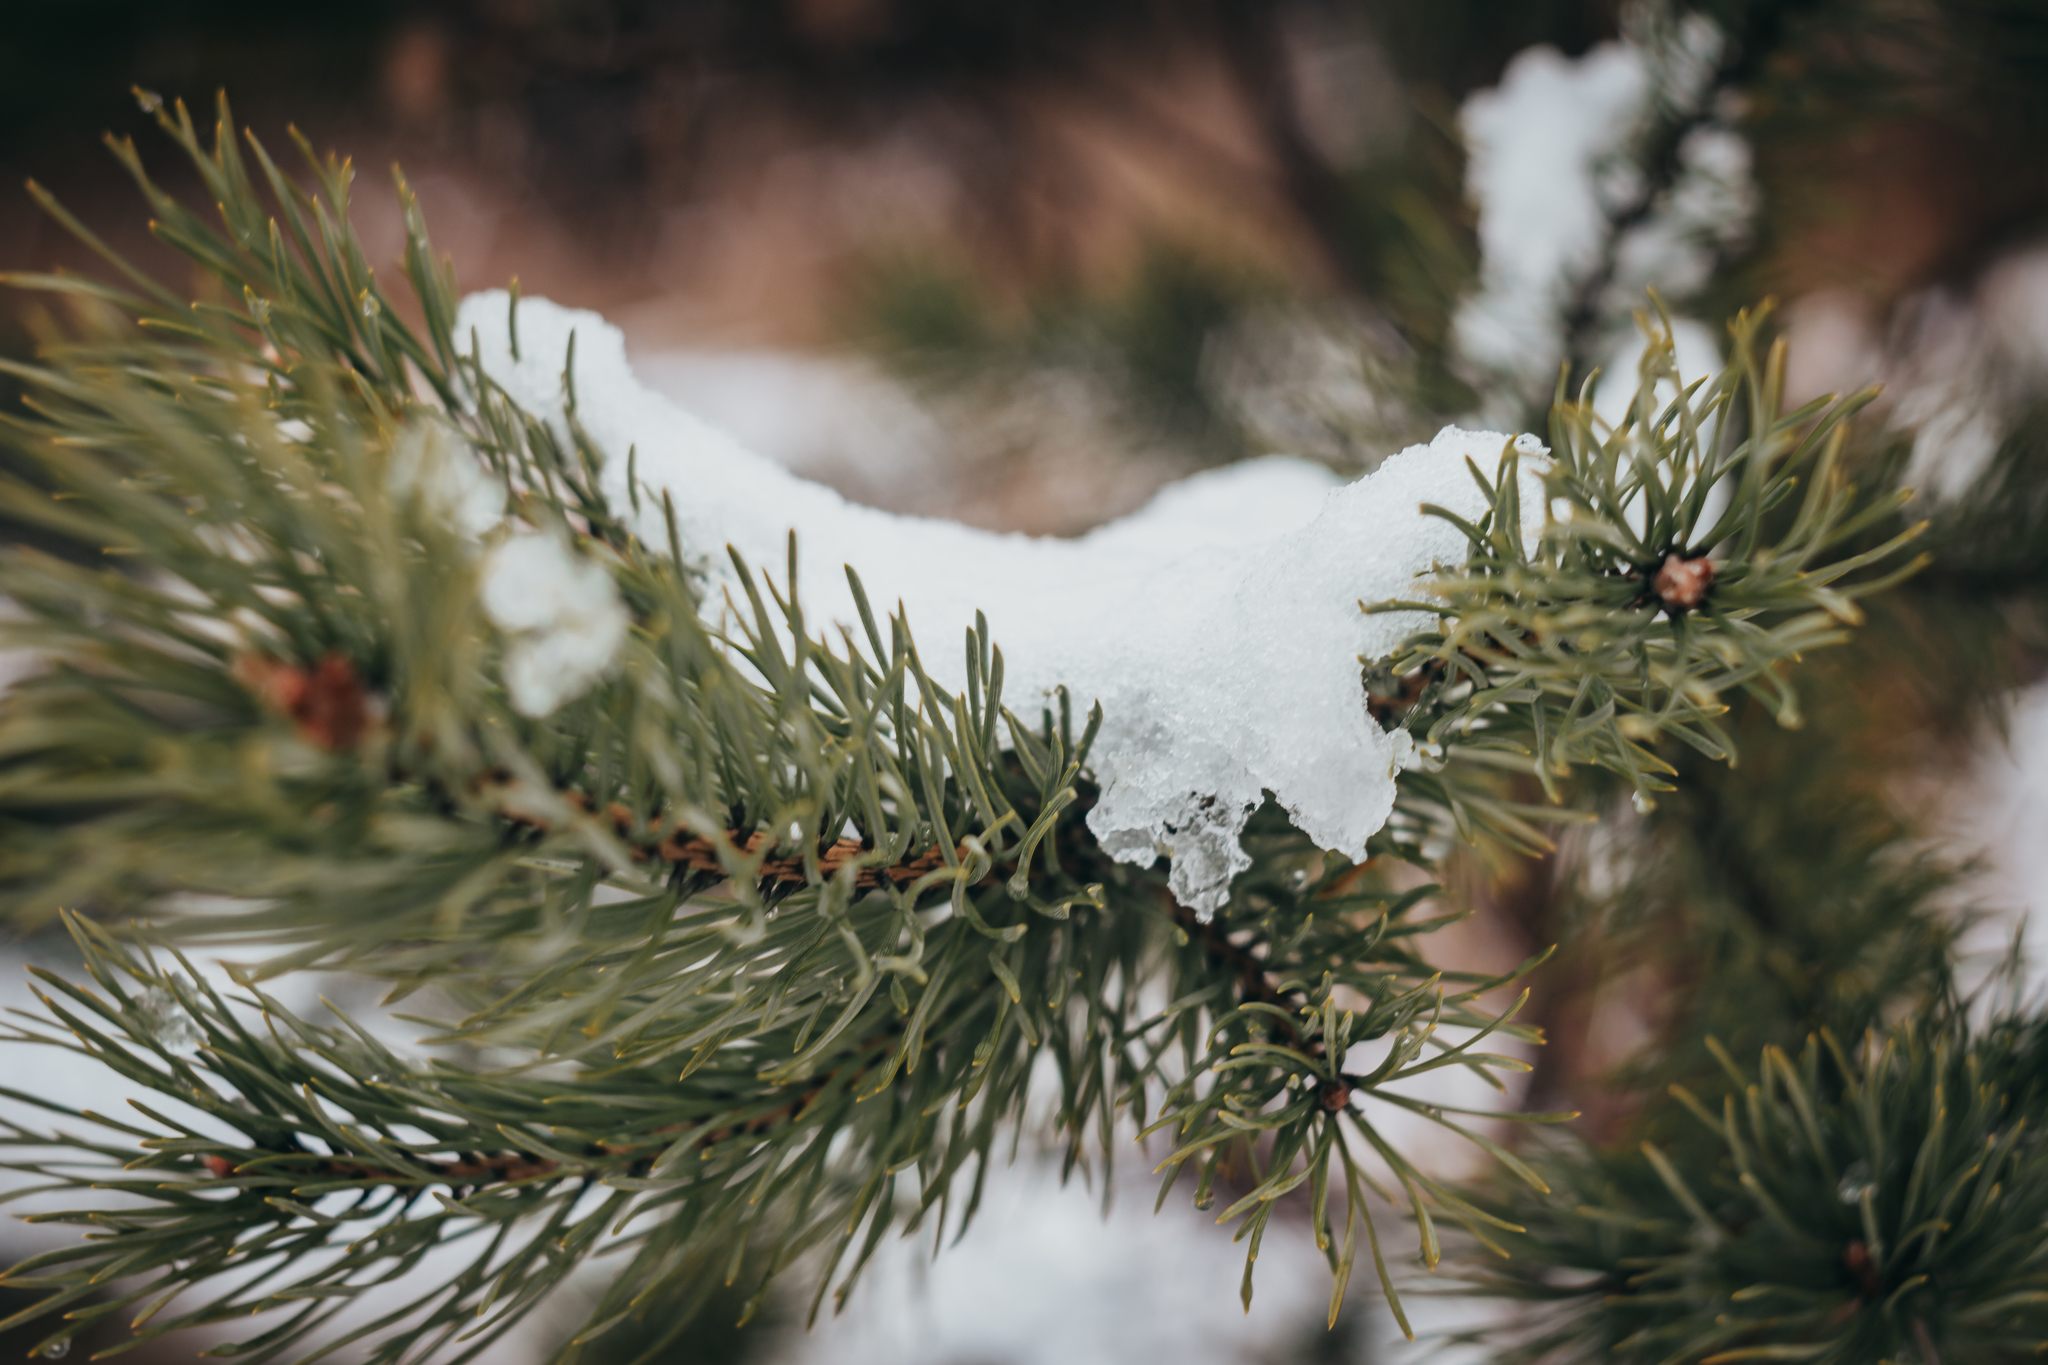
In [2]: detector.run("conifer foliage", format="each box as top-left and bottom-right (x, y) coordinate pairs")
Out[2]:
(1469, 1004), (2048, 1364)
(0, 95), (1933, 1363)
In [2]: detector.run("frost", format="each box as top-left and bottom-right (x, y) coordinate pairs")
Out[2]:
(480, 528), (631, 718)
(135, 985), (202, 1056)
(458, 292), (1546, 916)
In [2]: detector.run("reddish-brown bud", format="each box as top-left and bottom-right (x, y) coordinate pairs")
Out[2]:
(1652, 553), (1715, 610)
(235, 652), (371, 752)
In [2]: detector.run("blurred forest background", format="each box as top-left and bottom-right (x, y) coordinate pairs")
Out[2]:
(3, 2), (2048, 1362)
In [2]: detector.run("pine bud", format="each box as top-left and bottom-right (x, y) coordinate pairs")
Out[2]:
(233, 652), (373, 752)
(1652, 552), (1715, 610)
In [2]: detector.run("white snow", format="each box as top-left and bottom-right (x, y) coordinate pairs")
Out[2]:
(388, 416), (507, 540)
(386, 413), (628, 716)
(1454, 23), (1753, 421)
(632, 348), (947, 509)
(480, 527), (631, 717)
(458, 292), (1548, 915)
(0, 943), (541, 1365)
(1605, 124), (1755, 311)
(765, 1154), (1331, 1365)
(1938, 681), (2048, 1004)
(1454, 41), (1651, 401)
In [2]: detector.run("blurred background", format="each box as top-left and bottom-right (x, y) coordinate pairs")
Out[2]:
(3, 1), (2048, 1362)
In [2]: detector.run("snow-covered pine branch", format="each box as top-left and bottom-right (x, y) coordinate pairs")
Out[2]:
(462, 291), (1547, 914)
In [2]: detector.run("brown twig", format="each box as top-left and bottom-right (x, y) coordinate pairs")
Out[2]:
(492, 786), (977, 889)
(204, 1150), (558, 1184)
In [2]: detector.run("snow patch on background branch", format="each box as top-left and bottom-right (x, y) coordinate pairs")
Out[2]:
(459, 293), (1545, 916)
(1454, 18), (1754, 418)
(1454, 41), (1651, 398)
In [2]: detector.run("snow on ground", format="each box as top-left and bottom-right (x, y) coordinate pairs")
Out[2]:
(0, 927), (1525, 1365)
(465, 291), (1548, 917)
(0, 943), (541, 1365)
(753, 1150), (1498, 1365)
(764, 1154), (1331, 1365)
(630, 349), (949, 512)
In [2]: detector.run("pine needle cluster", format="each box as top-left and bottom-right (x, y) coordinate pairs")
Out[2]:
(1464, 1002), (2048, 1364)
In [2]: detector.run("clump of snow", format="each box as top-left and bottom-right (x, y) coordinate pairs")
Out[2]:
(479, 528), (632, 718)
(1923, 679), (2048, 1009)
(386, 415), (627, 716)
(388, 417), (506, 540)
(457, 292), (1545, 915)
(765, 1153), (1331, 1365)
(134, 983), (203, 1055)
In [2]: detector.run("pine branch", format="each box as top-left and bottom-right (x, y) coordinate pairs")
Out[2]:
(0, 93), (1925, 1363)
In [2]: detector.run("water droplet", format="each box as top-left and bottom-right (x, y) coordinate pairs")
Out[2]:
(1630, 790), (1655, 816)
(1836, 1160), (1875, 1205)
(41, 1340), (70, 1359)
(366, 1072), (388, 1086)
(137, 985), (202, 1056)
(1286, 868), (1309, 890)
(765, 908), (779, 922)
